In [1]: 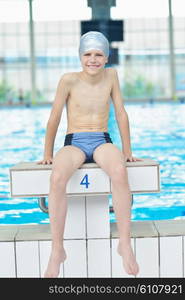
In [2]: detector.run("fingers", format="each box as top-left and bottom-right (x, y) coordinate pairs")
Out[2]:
(36, 159), (53, 165)
(132, 157), (143, 162)
(126, 157), (135, 162)
(45, 159), (53, 164)
(126, 157), (143, 162)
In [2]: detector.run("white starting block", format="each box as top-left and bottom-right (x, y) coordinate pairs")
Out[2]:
(9, 159), (160, 277)
(9, 158), (160, 239)
(10, 159), (159, 197)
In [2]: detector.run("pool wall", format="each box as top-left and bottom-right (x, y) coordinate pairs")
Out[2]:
(0, 219), (185, 278)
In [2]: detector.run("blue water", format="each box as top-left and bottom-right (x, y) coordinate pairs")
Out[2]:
(0, 102), (185, 224)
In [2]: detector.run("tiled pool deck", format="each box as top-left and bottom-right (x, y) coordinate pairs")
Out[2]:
(0, 219), (185, 278)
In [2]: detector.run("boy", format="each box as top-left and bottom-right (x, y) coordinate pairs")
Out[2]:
(38, 31), (140, 277)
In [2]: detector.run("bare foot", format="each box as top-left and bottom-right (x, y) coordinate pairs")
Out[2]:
(117, 241), (139, 276)
(44, 247), (67, 278)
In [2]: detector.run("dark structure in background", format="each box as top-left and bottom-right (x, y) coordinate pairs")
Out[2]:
(20, 0), (177, 102)
(81, 0), (124, 65)
(81, 20), (124, 42)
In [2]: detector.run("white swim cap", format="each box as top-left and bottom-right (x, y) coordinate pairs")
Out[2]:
(79, 31), (109, 57)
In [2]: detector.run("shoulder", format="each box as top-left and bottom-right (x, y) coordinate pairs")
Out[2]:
(105, 67), (118, 79)
(58, 72), (79, 86)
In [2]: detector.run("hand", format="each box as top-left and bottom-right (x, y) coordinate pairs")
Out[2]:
(37, 157), (53, 165)
(124, 152), (143, 162)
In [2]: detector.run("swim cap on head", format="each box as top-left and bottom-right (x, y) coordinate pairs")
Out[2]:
(79, 31), (109, 57)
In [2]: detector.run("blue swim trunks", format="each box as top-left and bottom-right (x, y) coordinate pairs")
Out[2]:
(64, 131), (113, 163)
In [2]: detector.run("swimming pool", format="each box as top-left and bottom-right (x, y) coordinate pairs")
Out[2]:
(0, 102), (185, 224)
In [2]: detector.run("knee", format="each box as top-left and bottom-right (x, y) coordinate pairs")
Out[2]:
(50, 170), (67, 189)
(111, 164), (128, 185)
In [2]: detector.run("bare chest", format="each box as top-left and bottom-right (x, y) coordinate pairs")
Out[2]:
(68, 82), (111, 113)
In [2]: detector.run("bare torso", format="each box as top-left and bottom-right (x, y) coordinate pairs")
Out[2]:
(66, 68), (113, 134)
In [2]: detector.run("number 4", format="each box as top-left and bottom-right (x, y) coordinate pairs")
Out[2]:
(80, 174), (90, 189)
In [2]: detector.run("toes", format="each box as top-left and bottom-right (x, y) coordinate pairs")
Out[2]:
(131, 263), (139, 276)
(124, 261), (139, 276)
(123, 262), (133, 275)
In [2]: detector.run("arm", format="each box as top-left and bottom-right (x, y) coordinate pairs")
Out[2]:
(38, 74), (70, 164)
(110, 69), (139, 162)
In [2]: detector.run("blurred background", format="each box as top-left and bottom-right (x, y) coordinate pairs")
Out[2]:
(0, 0), (185, 104)
(0, 0), (185, 224)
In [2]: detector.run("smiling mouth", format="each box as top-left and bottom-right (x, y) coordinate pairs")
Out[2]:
(87, 65), (100, 68)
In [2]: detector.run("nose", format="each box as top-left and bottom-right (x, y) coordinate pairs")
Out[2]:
(89, 54), (96, 62)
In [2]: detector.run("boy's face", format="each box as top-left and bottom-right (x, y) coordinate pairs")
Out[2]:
(80, 49), (108, 75)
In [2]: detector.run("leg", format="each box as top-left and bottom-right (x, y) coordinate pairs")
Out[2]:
(44, 145), (86, 277)
(93, 143), (139, 276)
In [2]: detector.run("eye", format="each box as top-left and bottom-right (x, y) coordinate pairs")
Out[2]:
(84, 53), (91, 56)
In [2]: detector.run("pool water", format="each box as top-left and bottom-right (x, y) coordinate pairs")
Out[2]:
(0, 102), (185, 224)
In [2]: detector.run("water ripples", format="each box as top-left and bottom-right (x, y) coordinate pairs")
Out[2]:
(0, 103), (185, 224)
